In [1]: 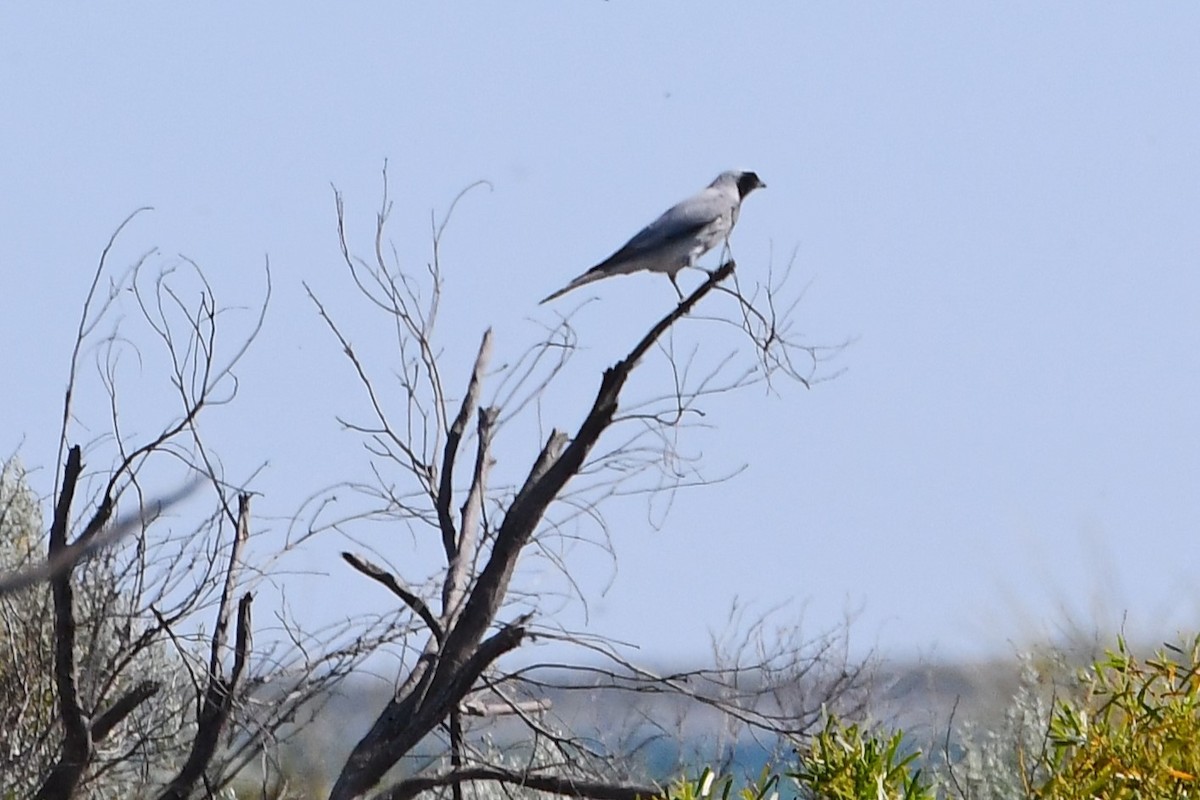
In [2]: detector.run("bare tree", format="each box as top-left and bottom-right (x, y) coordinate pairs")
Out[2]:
(3, 168), (858, 799)
(307, 170), (860, 800)
(2, 211), (411, 798)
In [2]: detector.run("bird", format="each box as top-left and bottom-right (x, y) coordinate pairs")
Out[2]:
(539, 169), (766, 304)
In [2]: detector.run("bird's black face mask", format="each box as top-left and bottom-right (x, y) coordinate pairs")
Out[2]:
(736, 172), (766, 199)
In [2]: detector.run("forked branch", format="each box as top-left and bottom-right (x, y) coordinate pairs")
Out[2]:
(437, 329), (493, 566)
(329, 262), (737, 800)
(156, 496), (255, 800)
(34, 446), (97, 800)
(342, 551), (444, 641)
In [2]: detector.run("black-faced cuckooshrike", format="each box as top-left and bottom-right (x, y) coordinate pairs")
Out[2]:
(540, 170), (765, 304)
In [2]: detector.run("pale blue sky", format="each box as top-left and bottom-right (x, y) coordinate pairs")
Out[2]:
(3, 5), (1199, 664)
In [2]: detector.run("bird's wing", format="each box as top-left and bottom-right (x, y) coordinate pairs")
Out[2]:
(539, 184), (737, 304)
(605, 186), (734, 265)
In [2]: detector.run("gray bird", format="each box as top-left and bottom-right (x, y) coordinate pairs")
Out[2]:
(540, 169), (766, 304)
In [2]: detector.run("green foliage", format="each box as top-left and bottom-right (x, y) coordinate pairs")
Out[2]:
(932, 635), (1200, 800)
(669, 767), (779, 800)
(791, 716), (935, 800)
(667, 719), (934, 800)
(1033, 635), (1200, 799)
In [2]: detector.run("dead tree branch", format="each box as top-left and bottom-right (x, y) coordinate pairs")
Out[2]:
(90, 680), (161, 743)
(342, 551), (444, 641)
(156, 495), (255, 800)
(376, 768), (663, 800)
(329, 263), (736, 799)
(6, 213), (404, 796)
(438, 329), (492, 569)
(34, 446), (98, 800)
(314, 167), (846, 800)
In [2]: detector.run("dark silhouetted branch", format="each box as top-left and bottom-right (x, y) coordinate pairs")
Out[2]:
(342, 551), (444, 641)
(437, 329), (492, 567)
(437, 263), (736, 685)
(156, 495), (255, 800)
(34, 445), (96, 800)
(329, 264), (736, 800)
(444, 405), (497, 624)
(91, 680), (161, 742)
(330, 617), (529, 800)
(377, 768), (662, 800)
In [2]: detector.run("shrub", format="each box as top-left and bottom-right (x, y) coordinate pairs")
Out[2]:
(791, 715), (935, 800)
(0, 459), (196, 796)
(1035, 636), (1200, 799)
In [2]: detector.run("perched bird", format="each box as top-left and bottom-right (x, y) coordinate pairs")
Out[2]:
(540, 169), (766, 304)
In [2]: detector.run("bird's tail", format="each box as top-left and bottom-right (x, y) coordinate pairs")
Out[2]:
(538, 268), (607, 304)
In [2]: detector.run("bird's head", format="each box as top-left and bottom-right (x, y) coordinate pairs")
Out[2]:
(734, 170), (766, 199)
(713, 170), (766, 199)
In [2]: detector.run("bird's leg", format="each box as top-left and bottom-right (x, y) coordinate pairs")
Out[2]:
(720, 236), (733, 263)
(669, 273), (684, 301)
